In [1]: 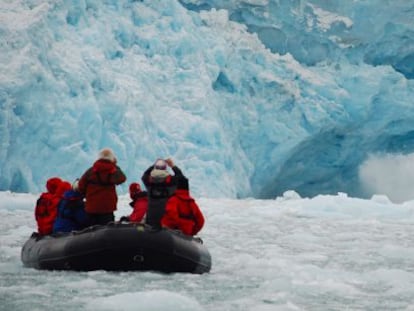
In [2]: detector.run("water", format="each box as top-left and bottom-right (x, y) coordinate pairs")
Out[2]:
(1, 192), (414, 310)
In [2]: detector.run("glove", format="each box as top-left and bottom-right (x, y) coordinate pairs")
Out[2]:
(165, 158), (174, 167)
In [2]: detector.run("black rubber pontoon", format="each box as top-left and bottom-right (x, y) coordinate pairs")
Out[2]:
(21, 223), (211, 274)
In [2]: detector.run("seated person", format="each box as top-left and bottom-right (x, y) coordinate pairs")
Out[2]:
(53, 187), (89, 233)
(161, 175), (205, 236)
(35, 177), (67, 235)
(120, 182), (148, 223)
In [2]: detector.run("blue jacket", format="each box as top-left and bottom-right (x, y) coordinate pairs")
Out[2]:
(53, 190), (89, 233)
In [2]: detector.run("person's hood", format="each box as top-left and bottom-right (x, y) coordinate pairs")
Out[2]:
(46, 177), (62, 194)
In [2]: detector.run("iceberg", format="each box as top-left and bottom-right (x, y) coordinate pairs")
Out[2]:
(1, 0), (413, 201)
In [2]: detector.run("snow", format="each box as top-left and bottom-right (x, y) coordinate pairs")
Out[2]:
(1, 191), (414, 310)
(307, 3), (353, 33)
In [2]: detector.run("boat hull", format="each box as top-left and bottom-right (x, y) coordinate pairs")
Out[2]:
(21, 223), (211, 274)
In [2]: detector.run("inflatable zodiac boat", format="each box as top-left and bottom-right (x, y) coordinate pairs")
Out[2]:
(21, 223), (211, 274)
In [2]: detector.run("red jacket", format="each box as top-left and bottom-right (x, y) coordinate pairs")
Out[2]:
(35, 180), (71, 235)
(161, 189), (205, 236)
(78, 160), (126, 214)
(129, 192), (148, 223)
(35, 192), (56, 235)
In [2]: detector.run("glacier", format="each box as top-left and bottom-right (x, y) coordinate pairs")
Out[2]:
(1, 0), (414, 201)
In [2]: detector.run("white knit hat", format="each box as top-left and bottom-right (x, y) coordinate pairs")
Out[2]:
(98, 148), (116, 163)
(150, 169), (170, 179)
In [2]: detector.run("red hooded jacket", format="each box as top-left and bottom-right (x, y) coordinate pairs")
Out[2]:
(78, 159), (126, 214)
(35, 191), (56, 235)
(161, 189), (205, 236)
(129, 193), (148, 223)
(35, 178), (71, 235)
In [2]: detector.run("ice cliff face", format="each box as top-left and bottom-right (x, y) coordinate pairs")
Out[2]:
(1, 0), (413, 200)
(180, 0), (414, 79)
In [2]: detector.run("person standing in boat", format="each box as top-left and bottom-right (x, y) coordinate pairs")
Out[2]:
(141, 158), (184, 229)
(119, 182), (148, 223)
(161, 175), (205, 236)
(76, 148), (126, 226)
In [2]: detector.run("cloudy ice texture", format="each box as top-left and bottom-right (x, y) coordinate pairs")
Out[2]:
(1, 0), (414, 202)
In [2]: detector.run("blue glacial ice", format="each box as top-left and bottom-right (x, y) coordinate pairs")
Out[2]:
(0, 0), (414, 201)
